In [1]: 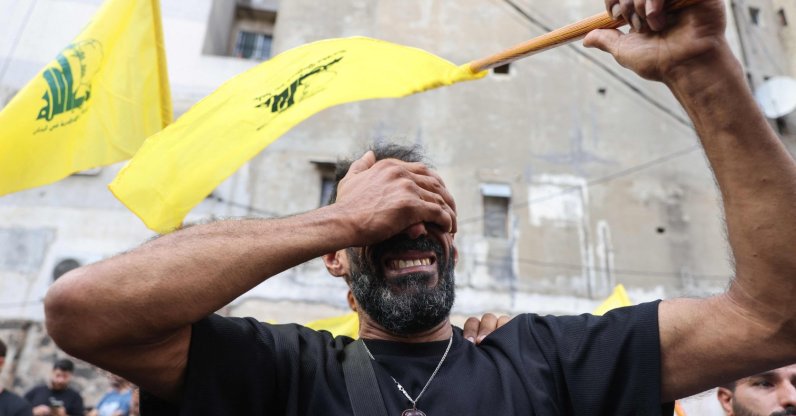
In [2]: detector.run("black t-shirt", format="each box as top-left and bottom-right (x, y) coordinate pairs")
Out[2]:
(143, 301), (674, 415)
(0, 389), (32, 416)
(23, 386), (83, 416)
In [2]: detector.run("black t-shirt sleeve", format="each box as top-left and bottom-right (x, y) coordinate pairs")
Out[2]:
(0, 391), (33, 416)
(142, 314), (280, 415)
(141, 314), (348, 416)
(14, 401), (33, 416)
(515, 300), (673, 415)
(64, 390), (84, 416)
(22, 388), (36, 404)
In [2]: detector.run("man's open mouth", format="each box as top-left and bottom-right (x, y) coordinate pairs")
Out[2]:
(381, 251), (438, 277)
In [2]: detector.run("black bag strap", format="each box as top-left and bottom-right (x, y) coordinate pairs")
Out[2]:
(343, 339), (389, 416)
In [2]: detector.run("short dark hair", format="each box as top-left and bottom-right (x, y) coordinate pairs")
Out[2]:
(328, 143), (429, 204)
(53, 358), (75, 372)
(0, 339), (6, 358)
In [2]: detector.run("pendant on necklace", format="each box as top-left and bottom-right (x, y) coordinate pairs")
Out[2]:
(401, 408), (426, 416)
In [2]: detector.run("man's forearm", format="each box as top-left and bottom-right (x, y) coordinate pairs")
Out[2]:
(666, 44), (796, 342)
(45, 206), (353, 352)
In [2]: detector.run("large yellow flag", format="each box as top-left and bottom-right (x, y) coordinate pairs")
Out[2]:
(109, 36), (485, 233)
(0, 0), (171, 196)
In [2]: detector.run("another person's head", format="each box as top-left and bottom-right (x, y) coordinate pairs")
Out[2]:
(324, 143), (458, 336)
(108, 373), (128, 390)
(50, 358), (75, 391)
(717, 364), (796, 416)
(130, 387), (140, 416)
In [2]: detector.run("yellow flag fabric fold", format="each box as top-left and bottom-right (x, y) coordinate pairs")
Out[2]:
(109, 36), (486, 233)
(306, 283), (632, 338)
(592, 284), (633, 316)
(306, 311), (360, 339)
(0, 0), (171, 196)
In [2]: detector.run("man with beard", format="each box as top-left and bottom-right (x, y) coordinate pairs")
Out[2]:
(717, 365), (796, 416)
(44, 0), (796, 415)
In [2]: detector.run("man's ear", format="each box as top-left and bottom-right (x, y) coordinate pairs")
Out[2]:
(323, 250), (349, 277)
(346, 290), (358, 312)
(716, 387), (734, 415)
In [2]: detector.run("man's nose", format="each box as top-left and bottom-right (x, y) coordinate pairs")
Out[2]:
(777, 381), (796, 408)
(403, 223), (428, 240)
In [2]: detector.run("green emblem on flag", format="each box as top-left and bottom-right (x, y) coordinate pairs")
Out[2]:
(37, 40), (103, 122)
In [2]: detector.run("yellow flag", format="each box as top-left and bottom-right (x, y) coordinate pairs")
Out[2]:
(0, 0), (171, 196)
(592, 284), (632, 316)
(306, 311), (360, 339)
(109, 36), (485, 233)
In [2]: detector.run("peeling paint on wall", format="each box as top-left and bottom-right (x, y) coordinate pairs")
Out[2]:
(594, 220), (615, 297)
(0, 228), (55, 274)
(527, 174), (587, 226)
(527, 174), (599, 297)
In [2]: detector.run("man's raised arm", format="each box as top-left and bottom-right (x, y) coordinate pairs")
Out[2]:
(585, 0), (796, 402)
(44, 152), (457, 402)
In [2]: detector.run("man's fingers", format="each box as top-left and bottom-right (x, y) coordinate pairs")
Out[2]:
(645, 0), (666, 31)
(348, 151), (376, 175)
(463, 317), (480, 343)
(632, 0), (648, 31)
(477, 313), (498, 344)
(618, 0), (635, 27)
(415, 188), (457, 234)
(605, 0), (621, 18)
(497, 315), (511, 328)
(423, 169), (457, 214)
(583, 29), (622, 55)
(410, 171), (457, 216)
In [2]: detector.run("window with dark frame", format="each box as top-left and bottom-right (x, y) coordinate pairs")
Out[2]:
(493, 64), (511, 75)
(776, 117), (789, 135)
(233, 30), (272, 60)
(201, 1), (278, 60)
(481, 183), (511, 239)
(483, 196), (510, 238)
(778, 8), (788, 26)
(749, 6), (761, 25)
(229, 4), (277, 61)
(313, 161), (337, 207)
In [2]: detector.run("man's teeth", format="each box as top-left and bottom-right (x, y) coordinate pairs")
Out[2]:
(391, 258), (432, 269)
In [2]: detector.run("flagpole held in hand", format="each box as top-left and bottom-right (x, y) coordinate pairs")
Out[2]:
(468, 0), (702, 73)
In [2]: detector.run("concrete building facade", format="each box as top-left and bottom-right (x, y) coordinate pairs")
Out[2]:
(1, 0), (794, 413)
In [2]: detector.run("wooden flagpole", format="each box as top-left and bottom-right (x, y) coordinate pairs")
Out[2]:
(468, 0), (702, 73)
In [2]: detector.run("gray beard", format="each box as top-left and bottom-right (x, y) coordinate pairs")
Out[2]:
(347, 236), (455, 336)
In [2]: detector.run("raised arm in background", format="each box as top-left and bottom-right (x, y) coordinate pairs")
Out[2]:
(585, 0), (796, 402)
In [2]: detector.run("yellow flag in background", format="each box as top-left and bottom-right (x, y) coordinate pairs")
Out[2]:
(109, 36), (486, 233)
(0, 0), (171, 196)
(592, 284), (633, 316)
(306, 311), (360, 339)
(304, 284), (632, 338)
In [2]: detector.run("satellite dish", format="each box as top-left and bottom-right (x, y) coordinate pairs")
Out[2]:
(755, 76), (796, 119)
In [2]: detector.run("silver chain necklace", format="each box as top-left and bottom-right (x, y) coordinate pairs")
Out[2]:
(361, 333), (454, 416)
